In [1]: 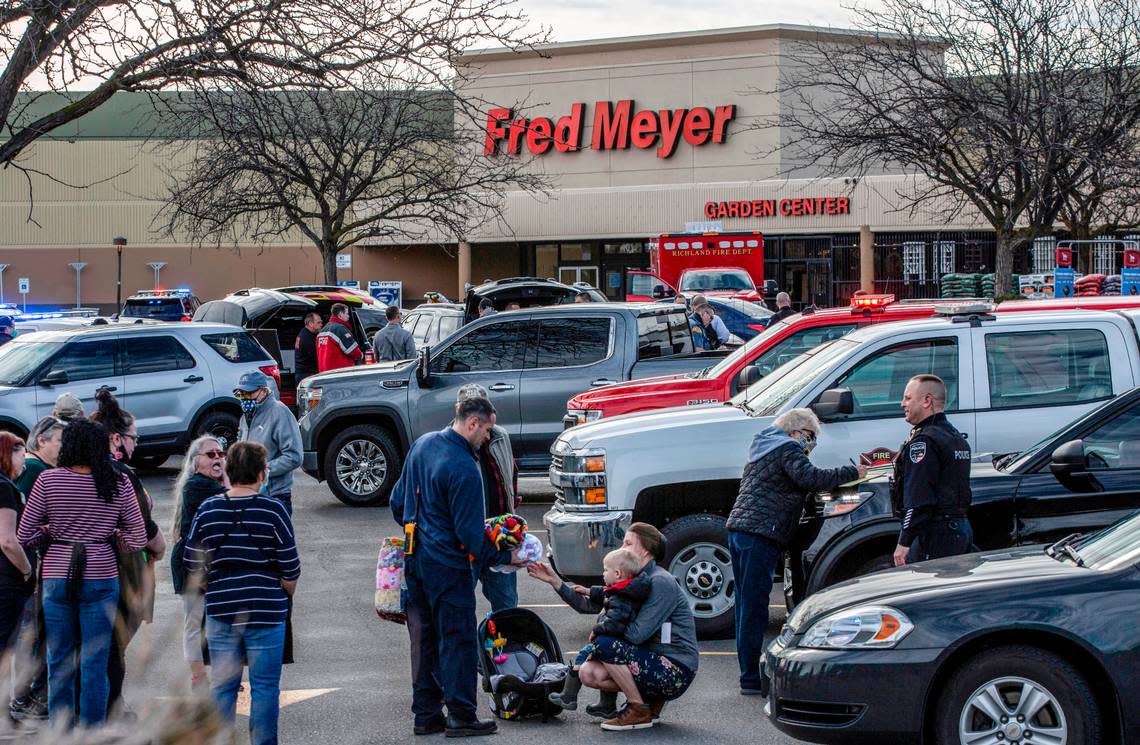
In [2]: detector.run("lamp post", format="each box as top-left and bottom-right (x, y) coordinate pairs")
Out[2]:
(68, 263), (88, 308)
(113, 237), (127, 313)
(147, 261), (167, 289)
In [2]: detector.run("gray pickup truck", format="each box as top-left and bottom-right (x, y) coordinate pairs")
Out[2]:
(297, 303), (727, 505)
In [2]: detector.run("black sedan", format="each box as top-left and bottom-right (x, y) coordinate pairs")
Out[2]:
(764, 510), (1140, 744)
(784, 386), (1140, 606)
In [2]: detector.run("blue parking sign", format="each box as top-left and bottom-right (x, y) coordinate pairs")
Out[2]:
(1054, 267), (1075, 299)
(1123, 268), (1140, 296)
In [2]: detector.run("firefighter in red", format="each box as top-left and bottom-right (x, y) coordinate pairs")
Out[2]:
(316, 303), (363, 372)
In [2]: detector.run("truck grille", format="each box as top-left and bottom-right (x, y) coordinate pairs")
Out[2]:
(551, 454), (564, 471)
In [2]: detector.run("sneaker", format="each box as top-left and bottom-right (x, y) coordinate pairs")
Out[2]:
(444, 716), (497, 738)
(600, 703), (654, 731)
(547, 692), (578, 711)
(414, 718), (446, 736)
(9, 696), (47, 722)
(740, 687), (764, 696)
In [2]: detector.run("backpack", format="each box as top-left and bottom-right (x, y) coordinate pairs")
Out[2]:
(477, 608), (568, 722)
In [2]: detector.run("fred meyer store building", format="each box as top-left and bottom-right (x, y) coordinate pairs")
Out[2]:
(1, 24), (1110, 309)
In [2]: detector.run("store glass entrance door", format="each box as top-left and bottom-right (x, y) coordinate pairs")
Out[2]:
(559, 266), (599, 289)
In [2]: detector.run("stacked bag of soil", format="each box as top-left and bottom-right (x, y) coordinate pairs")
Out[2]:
(940, 273), (981, 298)
(1102, 275), (1122, 295)
(979, 274), (996, 298)
(1075, 274), (1105, 296)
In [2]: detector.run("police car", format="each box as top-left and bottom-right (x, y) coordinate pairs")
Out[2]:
(121, 288), (202, 322)
(546, 302), (1140, 636)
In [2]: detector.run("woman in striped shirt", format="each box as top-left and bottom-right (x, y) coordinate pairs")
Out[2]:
(186, 441), (300, 745)
(17, 419), (147, 727)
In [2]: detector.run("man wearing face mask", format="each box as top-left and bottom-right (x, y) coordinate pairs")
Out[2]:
(234, 371), (303, 515)
(726, 409), (865, 695)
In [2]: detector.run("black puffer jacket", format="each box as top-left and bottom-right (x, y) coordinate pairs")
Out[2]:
(727, 428), (858, 547)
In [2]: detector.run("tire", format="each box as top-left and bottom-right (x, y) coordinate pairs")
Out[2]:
(935, 645), (1101, 745)
(852, 552), (894, 579)
(130, 454), (169, 471)
(323, 425), (402, 507)
(661, 514), (734, 639)
(194, 410), (241, 451)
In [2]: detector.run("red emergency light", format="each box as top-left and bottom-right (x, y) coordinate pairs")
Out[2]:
(850, 294), (896, 311)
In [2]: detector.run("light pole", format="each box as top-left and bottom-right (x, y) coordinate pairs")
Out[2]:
(0, 264), (8, 305)
(68, 263), (88, 308)
(147, 261), (167, 289)
(113, 236), (127, 313)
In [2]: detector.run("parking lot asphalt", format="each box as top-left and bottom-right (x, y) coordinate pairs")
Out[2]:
(117, 469), (800, 745)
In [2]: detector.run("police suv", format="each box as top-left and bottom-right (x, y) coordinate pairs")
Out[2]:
(545, 303), (1140, 636)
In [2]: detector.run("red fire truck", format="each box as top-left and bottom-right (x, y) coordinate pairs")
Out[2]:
(626, 231), (765, 302)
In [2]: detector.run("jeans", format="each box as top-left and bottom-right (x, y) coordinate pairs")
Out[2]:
(206, 617), (286, 745)
(42, 577), (119, 726)
(405, 554), (479, 726)
(475, 566), (517, 613)
(728, 531), (780, 691)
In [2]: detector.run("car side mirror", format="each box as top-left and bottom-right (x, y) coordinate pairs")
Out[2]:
(811, 388), (854, 420)
(739, 365), (763, 389)
(39, 369), (69, 386)
(1050, 439), (1087, 476)
(416, 347), (431, 387)
(652, 285), (666, 299)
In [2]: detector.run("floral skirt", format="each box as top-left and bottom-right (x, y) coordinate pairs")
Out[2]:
(587, 635), (695, 700)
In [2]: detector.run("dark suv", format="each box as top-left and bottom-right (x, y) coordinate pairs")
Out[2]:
(297, 303), (728, 506)
(785, 386), (1140, 607)
(121, 289), (201, 322)
(193, 288), (375, 406)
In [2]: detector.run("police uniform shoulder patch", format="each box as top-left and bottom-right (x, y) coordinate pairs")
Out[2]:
(909, 441), (927, 463)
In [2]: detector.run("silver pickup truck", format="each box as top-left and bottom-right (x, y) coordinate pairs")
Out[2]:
(297, 302), (727, 506)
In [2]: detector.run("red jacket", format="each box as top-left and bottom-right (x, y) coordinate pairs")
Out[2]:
(316, 316), (363, 372)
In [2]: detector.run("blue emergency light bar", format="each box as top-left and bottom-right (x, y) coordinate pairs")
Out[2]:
(133, 287), (193, 297)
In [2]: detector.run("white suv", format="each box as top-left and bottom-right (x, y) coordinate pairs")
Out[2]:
(0, 323), (280, 469)
(545, 305), (1140, 636)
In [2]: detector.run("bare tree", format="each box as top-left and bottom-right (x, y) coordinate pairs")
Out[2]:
(0, 0), (543, 170)
(758, 0), (1140, 296)
(157, 79), (548, 281)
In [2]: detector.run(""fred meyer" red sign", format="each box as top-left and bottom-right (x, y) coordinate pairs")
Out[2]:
(484, 100), (735, 159)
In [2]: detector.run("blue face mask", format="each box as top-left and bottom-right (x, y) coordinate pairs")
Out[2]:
(240, 397), (262, 417)
(798, 431), (818, 454)
(259, 477), (270, 495)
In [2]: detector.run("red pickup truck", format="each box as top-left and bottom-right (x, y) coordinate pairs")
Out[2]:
(566, 293), (1140, 425)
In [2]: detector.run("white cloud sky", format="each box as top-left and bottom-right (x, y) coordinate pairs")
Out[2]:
(520, 0), (864, 43)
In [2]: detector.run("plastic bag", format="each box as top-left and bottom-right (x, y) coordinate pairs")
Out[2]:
(375, 536), (407, 625)
(491, 534), (543, 573)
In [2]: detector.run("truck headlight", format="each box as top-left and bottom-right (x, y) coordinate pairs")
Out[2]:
(800, 606), (913, 649)
(298, 385), (323, 413)
(552, 449), (607, 507)
(567, 409), (603, 427)
(815, 491), (873, 518)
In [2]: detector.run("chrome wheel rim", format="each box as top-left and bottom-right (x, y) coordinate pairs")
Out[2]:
(959, 675), (1067, 745)
(335, 439), (388, 497)
(668, 542), (734, 619)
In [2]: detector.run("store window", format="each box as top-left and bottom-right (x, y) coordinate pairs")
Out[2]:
(535, 244), (558, 280)
(560, 243), (593, 262)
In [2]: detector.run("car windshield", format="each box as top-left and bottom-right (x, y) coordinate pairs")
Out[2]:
(1072, 511), (1140, 570)
(680, 269), (754, 292)
(734, 338), (858, 417)
(702, 318), (794, 379)
(0, 341), (63, 386)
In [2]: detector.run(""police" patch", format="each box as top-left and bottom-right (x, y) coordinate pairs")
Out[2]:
(909, 441), (927, 463)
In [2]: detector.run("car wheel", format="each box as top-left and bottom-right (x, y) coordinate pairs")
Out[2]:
(661, 514), (734, 639)
(935, 645), (1101, 745)
(853, 553), (894, 578)
(194, 410), (240, 451)
(130, 454), (169, 471)
(324, 425), (401, 507)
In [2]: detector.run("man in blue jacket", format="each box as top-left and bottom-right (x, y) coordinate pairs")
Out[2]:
(391, 396), (514, 737)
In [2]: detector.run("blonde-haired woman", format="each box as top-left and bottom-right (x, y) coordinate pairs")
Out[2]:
(170, 436), (227, 690)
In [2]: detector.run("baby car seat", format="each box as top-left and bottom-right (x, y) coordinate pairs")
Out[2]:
(477, 608), (568, 721)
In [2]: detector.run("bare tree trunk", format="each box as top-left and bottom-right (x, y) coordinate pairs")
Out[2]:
(323, 249), (339, 284)
(993, 235), (1016, 298)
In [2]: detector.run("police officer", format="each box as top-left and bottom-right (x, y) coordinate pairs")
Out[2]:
(892, 374), (973, 567)
(390, 396), (519, 737)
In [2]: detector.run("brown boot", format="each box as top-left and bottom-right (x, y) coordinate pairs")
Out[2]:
(648, 699), (667, 723)
(600, 702), (654, 731)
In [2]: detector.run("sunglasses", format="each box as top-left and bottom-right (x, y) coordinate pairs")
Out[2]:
(200, 450), (226, 460)
(233, 389), (259, 400)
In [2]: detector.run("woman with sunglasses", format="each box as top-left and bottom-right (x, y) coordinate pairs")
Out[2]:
(171, 436), (228, 690)
(90, 389), (165, 715)
(726, 408), (866, 695)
